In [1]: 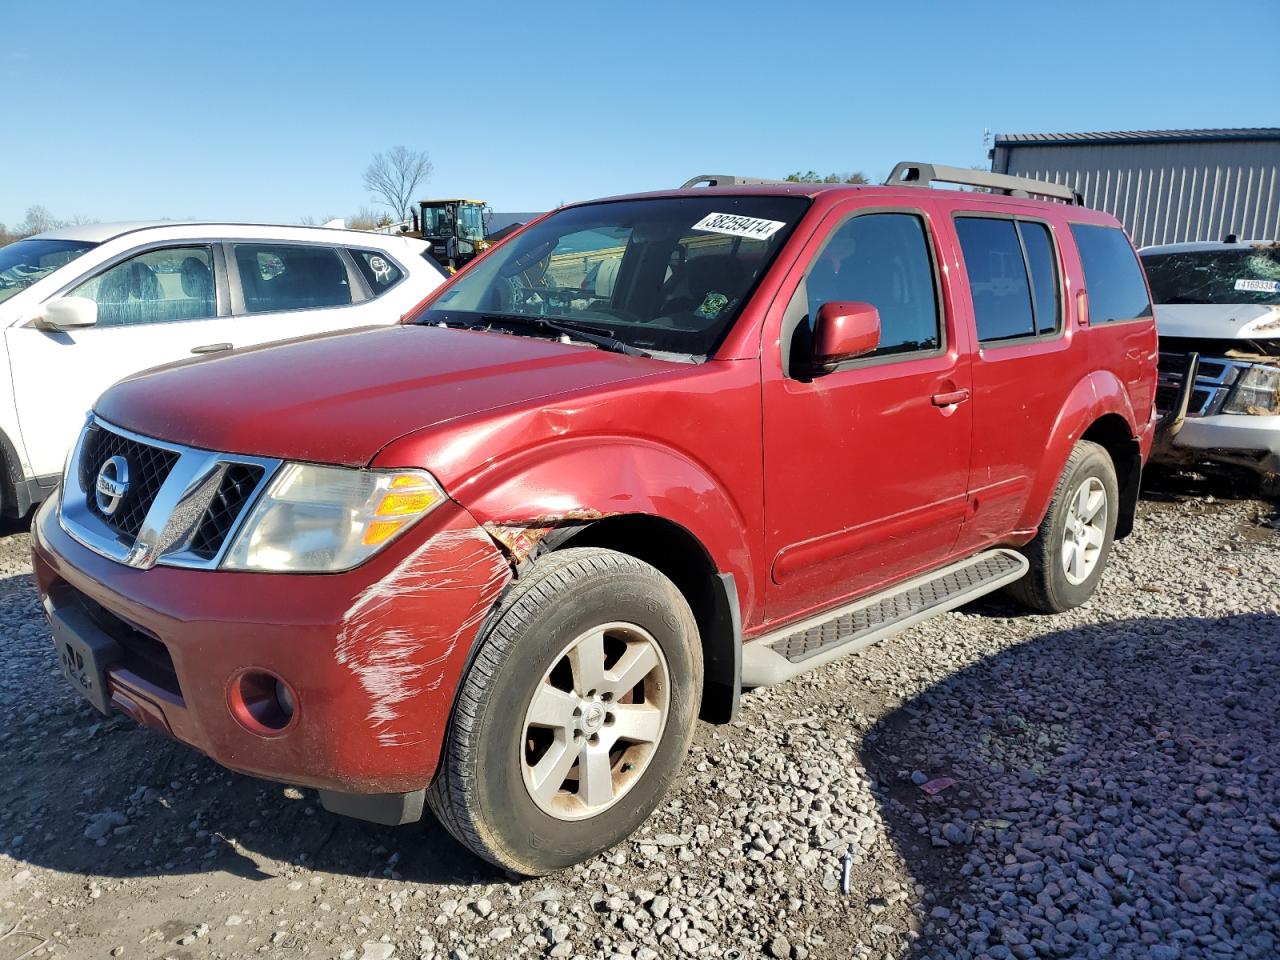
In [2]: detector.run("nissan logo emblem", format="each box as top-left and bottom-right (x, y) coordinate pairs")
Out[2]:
(94, 455), (130, 516)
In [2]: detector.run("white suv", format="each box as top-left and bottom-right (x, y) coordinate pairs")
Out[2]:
(0, 221), (444, 517)
(1142, 239), (1280, 490)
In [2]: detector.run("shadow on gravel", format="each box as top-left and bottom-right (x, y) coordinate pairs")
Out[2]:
(0, 573), (506, 889)
(0, 512), (32, 539)
(861, 612), (1280, 959)
(1141, 466), (1278, 524)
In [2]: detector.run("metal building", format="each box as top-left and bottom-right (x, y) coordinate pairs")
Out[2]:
(990, 128), (1280, 247)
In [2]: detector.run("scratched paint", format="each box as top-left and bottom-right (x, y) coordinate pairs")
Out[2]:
(335, 526), (511, 747)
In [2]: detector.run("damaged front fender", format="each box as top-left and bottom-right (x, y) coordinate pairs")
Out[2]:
(335, 505), (512, 762)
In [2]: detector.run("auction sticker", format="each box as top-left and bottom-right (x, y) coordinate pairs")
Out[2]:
(1235, 278), (1280, 293)
(692, 212), (786, 241)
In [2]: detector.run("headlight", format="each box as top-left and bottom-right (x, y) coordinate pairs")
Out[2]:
(221, 464), (445, 572)
(1223, 364), (1280, 415)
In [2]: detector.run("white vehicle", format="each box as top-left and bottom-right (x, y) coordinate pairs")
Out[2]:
(1143, 238), (1280, 491)
(0, 222), (445, 517)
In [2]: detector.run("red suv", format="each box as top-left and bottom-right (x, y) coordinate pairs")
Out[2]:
(33, 163), (1158, 875)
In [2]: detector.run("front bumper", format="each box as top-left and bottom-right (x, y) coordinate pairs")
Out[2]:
(32, 494), (511, 797)
(1152, 413), (1280, 474)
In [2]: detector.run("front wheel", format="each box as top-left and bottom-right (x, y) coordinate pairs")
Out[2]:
(1007, 440), (1119, 613)
(427, 547), (702, 875)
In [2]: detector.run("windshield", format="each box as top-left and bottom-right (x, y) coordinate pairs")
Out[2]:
(419, 195), (810, 358)
(1142, 245), (1280, 306)
(0, 238), (98, 305)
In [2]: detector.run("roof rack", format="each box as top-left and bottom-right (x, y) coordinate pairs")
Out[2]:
(680, 174), (791, 189)
(884, 162), (1083, 204)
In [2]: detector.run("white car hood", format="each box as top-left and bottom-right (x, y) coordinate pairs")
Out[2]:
(1154, 302), (1280, 341)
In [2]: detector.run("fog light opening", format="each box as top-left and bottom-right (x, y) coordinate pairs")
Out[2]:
(230, 670), (298, 735)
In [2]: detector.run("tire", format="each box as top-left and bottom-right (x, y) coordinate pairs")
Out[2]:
(427, 547), (702, 875)
(1006, 440), (1119, 613)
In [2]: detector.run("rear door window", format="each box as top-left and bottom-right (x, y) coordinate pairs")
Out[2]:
(956, 217), (1062, 342)
(1069, 224), (1152, 324)
(1020, 222), (1060, 334)
(805, 212), (941, 357)
(956, 218), (1035, 342)
(234, 244), (352, 314)
(349, 249), (404, 294)
(71, 246), (216, 327)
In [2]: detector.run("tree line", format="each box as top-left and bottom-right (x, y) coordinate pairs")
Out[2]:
(0, 205), (96, 246)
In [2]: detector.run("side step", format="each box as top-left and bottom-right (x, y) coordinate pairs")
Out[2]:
(740, 549), (1028, 687)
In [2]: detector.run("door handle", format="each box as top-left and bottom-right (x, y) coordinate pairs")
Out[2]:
(191, 342), (232, 354)
(931, 389), (970, 407)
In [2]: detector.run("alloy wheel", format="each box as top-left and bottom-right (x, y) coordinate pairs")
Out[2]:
(521, 621), (670, 821)
(1061, 476), (1107, 586)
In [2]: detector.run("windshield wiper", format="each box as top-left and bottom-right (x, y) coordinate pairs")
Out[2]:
(472, 313), (649, 357)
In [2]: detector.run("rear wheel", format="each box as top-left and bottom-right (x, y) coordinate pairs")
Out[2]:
(427, 547), (702, 875)
(1007, 441), (1118, 613)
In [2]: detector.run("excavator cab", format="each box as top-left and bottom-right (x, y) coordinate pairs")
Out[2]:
(414, 199), (489, 272)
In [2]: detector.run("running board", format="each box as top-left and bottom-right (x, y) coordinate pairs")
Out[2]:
(741, 549), (1028, 687)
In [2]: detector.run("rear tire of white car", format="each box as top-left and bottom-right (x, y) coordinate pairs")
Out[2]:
(1007, 441), (1119, 613)
(427, 547), (702, 875)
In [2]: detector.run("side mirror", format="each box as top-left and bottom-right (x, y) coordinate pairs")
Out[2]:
(39, 297), (99, 330)
(813, 300), (880, 367)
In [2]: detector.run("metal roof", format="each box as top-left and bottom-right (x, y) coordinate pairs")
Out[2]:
(994, 128), (1280, 147)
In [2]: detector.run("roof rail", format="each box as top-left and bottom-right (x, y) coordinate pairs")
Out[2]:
(680, 174), (792, 189)
(884, 161), (1083, 204)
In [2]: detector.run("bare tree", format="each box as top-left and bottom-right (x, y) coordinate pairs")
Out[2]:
(363, 146), (433, 221)
(346, 206), (391, 231)
(17, 204), (62, 236)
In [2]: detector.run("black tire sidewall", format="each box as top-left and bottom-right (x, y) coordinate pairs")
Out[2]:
(469, 563), (699, 872)
(1043, 447), (1119, 610)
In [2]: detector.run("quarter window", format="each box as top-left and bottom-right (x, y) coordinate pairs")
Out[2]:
(349, 249), (404, 293)
(71, 246), (215, 327)
(1070, 224), (1152, 324)
(234, 244), (351, 314)
(805, 213), (941, 358)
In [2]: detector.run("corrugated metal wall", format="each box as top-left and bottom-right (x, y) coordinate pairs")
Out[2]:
(992, 139), (1280, 248)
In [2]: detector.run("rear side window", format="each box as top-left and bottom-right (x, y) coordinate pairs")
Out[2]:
(956, 219), (1034, 341)
(349, 249), (404, 293)
(956, 218), (1060, 342)
(1070, 224), (1151, 324)
(806, 212), (940, 357)
(234, 244), (352, 314)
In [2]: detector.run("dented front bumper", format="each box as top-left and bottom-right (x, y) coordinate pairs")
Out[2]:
(32, 495), (511, 798)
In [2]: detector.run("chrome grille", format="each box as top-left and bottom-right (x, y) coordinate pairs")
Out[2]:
(78, 425), (180, 539)
(60, 417), (279, 570)
(1156, 352), (1248, 417)
(188, 464), (264, 560)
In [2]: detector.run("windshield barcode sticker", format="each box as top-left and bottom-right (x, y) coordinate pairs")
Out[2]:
(692, 212), (786, 241)
(1235, 278), (1280, 293)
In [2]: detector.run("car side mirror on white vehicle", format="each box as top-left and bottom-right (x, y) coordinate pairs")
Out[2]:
(37, 297), (98, 330)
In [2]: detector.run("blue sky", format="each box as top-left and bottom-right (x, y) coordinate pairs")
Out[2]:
(3, 0), (1273, 226)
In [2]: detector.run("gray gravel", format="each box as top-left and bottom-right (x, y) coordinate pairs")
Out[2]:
(0, 484), (1276, 959)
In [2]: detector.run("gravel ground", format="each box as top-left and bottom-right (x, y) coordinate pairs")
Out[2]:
(0, 479), (1276, 960)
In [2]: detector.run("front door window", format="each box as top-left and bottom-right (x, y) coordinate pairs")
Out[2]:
(71, 246), (216, 326)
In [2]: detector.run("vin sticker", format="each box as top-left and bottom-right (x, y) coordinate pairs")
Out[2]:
(1235, 278), (1280, 293)
(691, 212), (786, 241)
